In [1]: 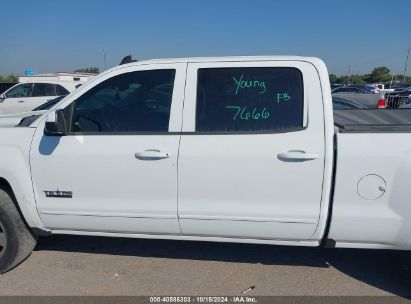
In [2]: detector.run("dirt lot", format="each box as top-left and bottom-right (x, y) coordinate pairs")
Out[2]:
(0, 235), (410, 296)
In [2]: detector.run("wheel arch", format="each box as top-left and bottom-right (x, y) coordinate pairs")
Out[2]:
(0, 129), (47, 232)
(0, 174), (45, 231)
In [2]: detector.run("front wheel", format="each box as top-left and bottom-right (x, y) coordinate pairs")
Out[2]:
(0, 188), (37, 273)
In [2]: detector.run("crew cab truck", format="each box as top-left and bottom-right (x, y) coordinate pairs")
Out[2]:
(0, 56), (410, 273)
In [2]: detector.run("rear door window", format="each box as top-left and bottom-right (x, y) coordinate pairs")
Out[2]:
(32, 83), (57, 97)
(196, 67), (304, 132)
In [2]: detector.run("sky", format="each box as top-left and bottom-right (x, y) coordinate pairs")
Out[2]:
(0, 0), (410, 76)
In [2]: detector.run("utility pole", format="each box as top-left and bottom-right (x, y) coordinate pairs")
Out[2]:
(347, 65), (351, 85)
(403, 48), (410, 83)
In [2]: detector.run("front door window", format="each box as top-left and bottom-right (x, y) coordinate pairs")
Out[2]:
(5, 84), (32, 98)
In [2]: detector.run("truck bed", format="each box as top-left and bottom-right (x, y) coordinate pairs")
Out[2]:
(329, 118), (411, 249)
(334, 109), (411, 132)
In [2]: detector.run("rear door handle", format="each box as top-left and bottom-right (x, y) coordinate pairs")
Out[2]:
(18, 100), (25, 103)
(135, 150), (171, 160)
(277, 150), (319, 161)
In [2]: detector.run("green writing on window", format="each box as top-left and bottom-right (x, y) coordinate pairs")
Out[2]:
(276, 93), (291, 103)
(233, 74), (267, 95)
(225, 106), (270, 121)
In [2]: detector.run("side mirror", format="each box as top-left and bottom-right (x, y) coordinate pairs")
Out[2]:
(44, 109), (68, 136)
(0, 93), (5, 102)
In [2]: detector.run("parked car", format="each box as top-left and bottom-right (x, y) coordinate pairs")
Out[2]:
(385, 87), (411, 108)
(350, 85), (376, 93)
(332, 97), (366, 110)
(365, 83), (395, 94)
(0, 73), (93, 115)
(1, 56), (411, 273)
(331, 84), (343, 91)
(331, 86), (370, 94)
(391, 83), (411, 92)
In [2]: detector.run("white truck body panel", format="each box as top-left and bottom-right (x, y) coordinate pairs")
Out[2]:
(329, 132), (411, 249)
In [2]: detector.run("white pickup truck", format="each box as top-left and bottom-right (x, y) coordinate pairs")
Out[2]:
(0, 56), (410, 273)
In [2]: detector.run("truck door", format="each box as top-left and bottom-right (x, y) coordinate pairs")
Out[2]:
(178, 61), (326, 240)
(30, 63), (186, 234)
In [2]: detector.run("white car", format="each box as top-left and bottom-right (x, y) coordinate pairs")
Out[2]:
(1, 56), (411, 273)
(0, 73), (93, 115)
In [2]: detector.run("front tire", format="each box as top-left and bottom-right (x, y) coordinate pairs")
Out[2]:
(0, 188), (37, 273)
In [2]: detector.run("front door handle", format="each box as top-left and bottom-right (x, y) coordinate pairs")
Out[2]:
(135, 150), (171, 160)
(277, 150), (319, 162)
(18, 100), (25, 103)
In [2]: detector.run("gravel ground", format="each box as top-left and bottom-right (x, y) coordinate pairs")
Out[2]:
(0, 235), (410, 296)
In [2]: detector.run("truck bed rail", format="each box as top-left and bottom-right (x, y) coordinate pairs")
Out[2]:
(334, 109), (411, 133)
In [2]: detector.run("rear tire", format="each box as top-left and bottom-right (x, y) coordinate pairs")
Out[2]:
(0, 188), (37, 273)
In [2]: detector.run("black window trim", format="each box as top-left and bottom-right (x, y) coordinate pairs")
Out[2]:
(65, 127), (307, 136)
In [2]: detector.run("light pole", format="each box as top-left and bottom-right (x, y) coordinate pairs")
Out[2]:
(403, 48), (410, 83)
(103, 50), (106, 71)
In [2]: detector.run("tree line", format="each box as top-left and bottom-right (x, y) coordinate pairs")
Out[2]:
(0, 75), (18, 82)
(74, 67), (99, 74)
(330, 66), (411, 84)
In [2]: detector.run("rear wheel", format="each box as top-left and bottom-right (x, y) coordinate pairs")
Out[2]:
(0, 188), (37, 273)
